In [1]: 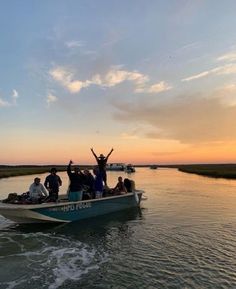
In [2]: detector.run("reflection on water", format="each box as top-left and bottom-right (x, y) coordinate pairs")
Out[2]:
(1, 168), (236, 288)
(12, 207), (142, 236)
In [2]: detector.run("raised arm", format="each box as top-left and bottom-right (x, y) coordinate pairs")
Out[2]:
(67, 160), (73, 177)
(90, 148), (98, 160)
(106, 148), (114, 159)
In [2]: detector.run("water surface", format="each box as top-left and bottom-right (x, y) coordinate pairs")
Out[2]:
(1, 168), (236, 288)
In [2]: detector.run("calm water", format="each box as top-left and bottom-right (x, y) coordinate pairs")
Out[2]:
(1, 168), (236, 289)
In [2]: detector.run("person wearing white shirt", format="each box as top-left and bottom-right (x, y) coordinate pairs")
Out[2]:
(29, 177), (48, 203)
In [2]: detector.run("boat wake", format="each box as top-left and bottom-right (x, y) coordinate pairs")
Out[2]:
(0, 231), (108, 289)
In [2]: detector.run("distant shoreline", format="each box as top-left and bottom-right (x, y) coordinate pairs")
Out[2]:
(176, 164), (236, 180)
(1, 164), (236, 180)
(0, 165), (93, 179)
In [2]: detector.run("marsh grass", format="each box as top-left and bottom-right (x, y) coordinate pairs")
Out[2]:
(0, 165), (92, 179)
(177, 164), (236, 179)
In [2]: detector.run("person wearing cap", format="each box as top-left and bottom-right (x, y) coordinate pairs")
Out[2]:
(29, 177), (48, 203)
(90, 147), (114, 186)
(44, 167), (62, 202)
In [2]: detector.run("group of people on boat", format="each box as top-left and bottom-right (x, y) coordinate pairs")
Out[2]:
(3, 148), (134, 204)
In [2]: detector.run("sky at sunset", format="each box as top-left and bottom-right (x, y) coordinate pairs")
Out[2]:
(1, 1), (236, 165)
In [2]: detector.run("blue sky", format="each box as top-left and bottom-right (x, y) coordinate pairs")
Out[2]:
(1, 1), (236, 165)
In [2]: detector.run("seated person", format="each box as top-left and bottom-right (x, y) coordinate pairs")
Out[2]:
(124, 178), (133, 192)
(112, 176), (127, 195)
(29, 177), (48, 203)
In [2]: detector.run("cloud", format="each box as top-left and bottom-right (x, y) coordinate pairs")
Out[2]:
(65, 40), (85, 48)
(111, 91), (236, 144)
(12, 89), (19, 105)
(97, 69), (149, 88)
(49, 67), (90, 93)
(0, 89), (19, 108)
(12, 89), (18, 98)
(182, 64), (236, 82)
(46, 93), (58, 107)
(50, 66), (172, 95)
(0, 98), (11, 107)
(136, 81), (172, 93)
(182, 49), (236, 82)
(217, 52), (236, 62)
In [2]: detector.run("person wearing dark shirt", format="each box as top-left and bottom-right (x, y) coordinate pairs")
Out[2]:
(83, 169), (95, 199)
(93, 167), (103, 198)
(90, 147), (113, 186)
(67, 160), (84, 201)
(44, 168), (62, 202)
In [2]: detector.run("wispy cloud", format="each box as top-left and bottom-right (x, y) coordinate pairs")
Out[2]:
(49, 67), (90, 93)
(135, 81), (172, 94)
(177, 42), (201, 53)
(12, 89), (19, 105)
(46, 93), (58, 107)
(182, 64), (236, 82)
(65, 40), (85, 48)
(92, 69), (149, 88)
(182, 49), (236, 82)
(50, 66), (172, 95)
(0, 89), (19, 108)
(217, 52), (236, 62)
(0, 98), (11, 107)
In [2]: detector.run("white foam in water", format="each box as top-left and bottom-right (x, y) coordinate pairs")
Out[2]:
(0, 231), (109, 289)
(48, 246), (104, 289)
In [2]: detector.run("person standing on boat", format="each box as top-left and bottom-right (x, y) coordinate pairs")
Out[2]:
(29, 177), (48, 203)
(83, 169), (95, 199)
(93, 167), (103, 198)
(90, 147), (114, 186)
(67, 160), (85, 201)
(44, 168), (62, 202)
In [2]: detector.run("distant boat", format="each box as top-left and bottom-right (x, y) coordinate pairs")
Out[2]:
(125, 164), (136, 173)
(150, 165), (158, 169)
(0, 190), (144, 224)
(106, 163), (126, 171)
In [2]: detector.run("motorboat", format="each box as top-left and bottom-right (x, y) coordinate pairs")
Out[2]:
(106, 163), (126, 171)
(125, 164), (135, 173)
(150, 165), (158, 169)
(0, 190), (144, 224)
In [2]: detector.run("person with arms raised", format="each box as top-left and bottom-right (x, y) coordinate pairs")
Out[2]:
(90, 147), (114, 186)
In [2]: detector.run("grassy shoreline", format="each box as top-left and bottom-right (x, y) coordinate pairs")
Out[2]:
(0, 165), (93, 179)
(177, 164), (236, 179)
